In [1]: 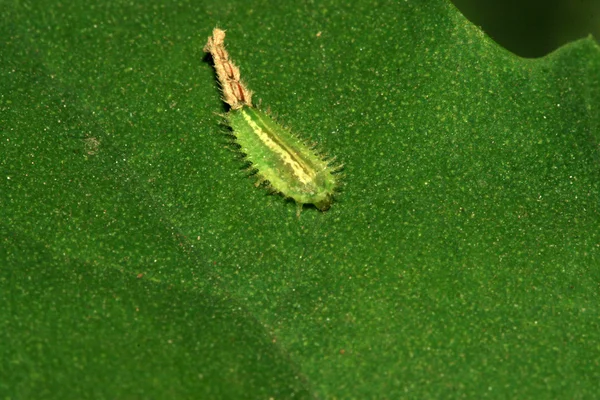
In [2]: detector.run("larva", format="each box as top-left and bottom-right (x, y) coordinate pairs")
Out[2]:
(203, 28), (341, 213)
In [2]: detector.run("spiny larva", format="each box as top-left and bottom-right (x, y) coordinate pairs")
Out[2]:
(203, 28), (341, 213)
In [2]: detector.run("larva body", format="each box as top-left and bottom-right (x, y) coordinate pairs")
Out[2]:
(204, 28), (340, 212)
(228, 107), (336, 211)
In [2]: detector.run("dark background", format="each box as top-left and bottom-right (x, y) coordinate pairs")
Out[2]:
(451, 0), (600, 57)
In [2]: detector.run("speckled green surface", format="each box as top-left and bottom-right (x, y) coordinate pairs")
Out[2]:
(2, 0), (600, 398)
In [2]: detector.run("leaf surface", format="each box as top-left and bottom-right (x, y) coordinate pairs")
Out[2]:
(2, 0), (599, 398)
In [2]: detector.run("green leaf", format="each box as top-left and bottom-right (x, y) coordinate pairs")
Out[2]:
(2, 0), (599, 398)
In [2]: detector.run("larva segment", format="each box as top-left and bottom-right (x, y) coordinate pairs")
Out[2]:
(204, 28), (340, 212)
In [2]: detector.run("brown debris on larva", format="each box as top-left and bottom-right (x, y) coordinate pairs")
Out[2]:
(203, 28), (253, 110)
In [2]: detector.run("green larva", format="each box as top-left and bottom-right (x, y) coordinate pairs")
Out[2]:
(203, 28), (341, 212)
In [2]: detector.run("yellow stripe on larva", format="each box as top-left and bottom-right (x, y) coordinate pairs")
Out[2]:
(241, 109), (315, 185)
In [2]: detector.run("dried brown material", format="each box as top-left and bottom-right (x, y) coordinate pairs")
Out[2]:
(203, 28), (253, 109)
